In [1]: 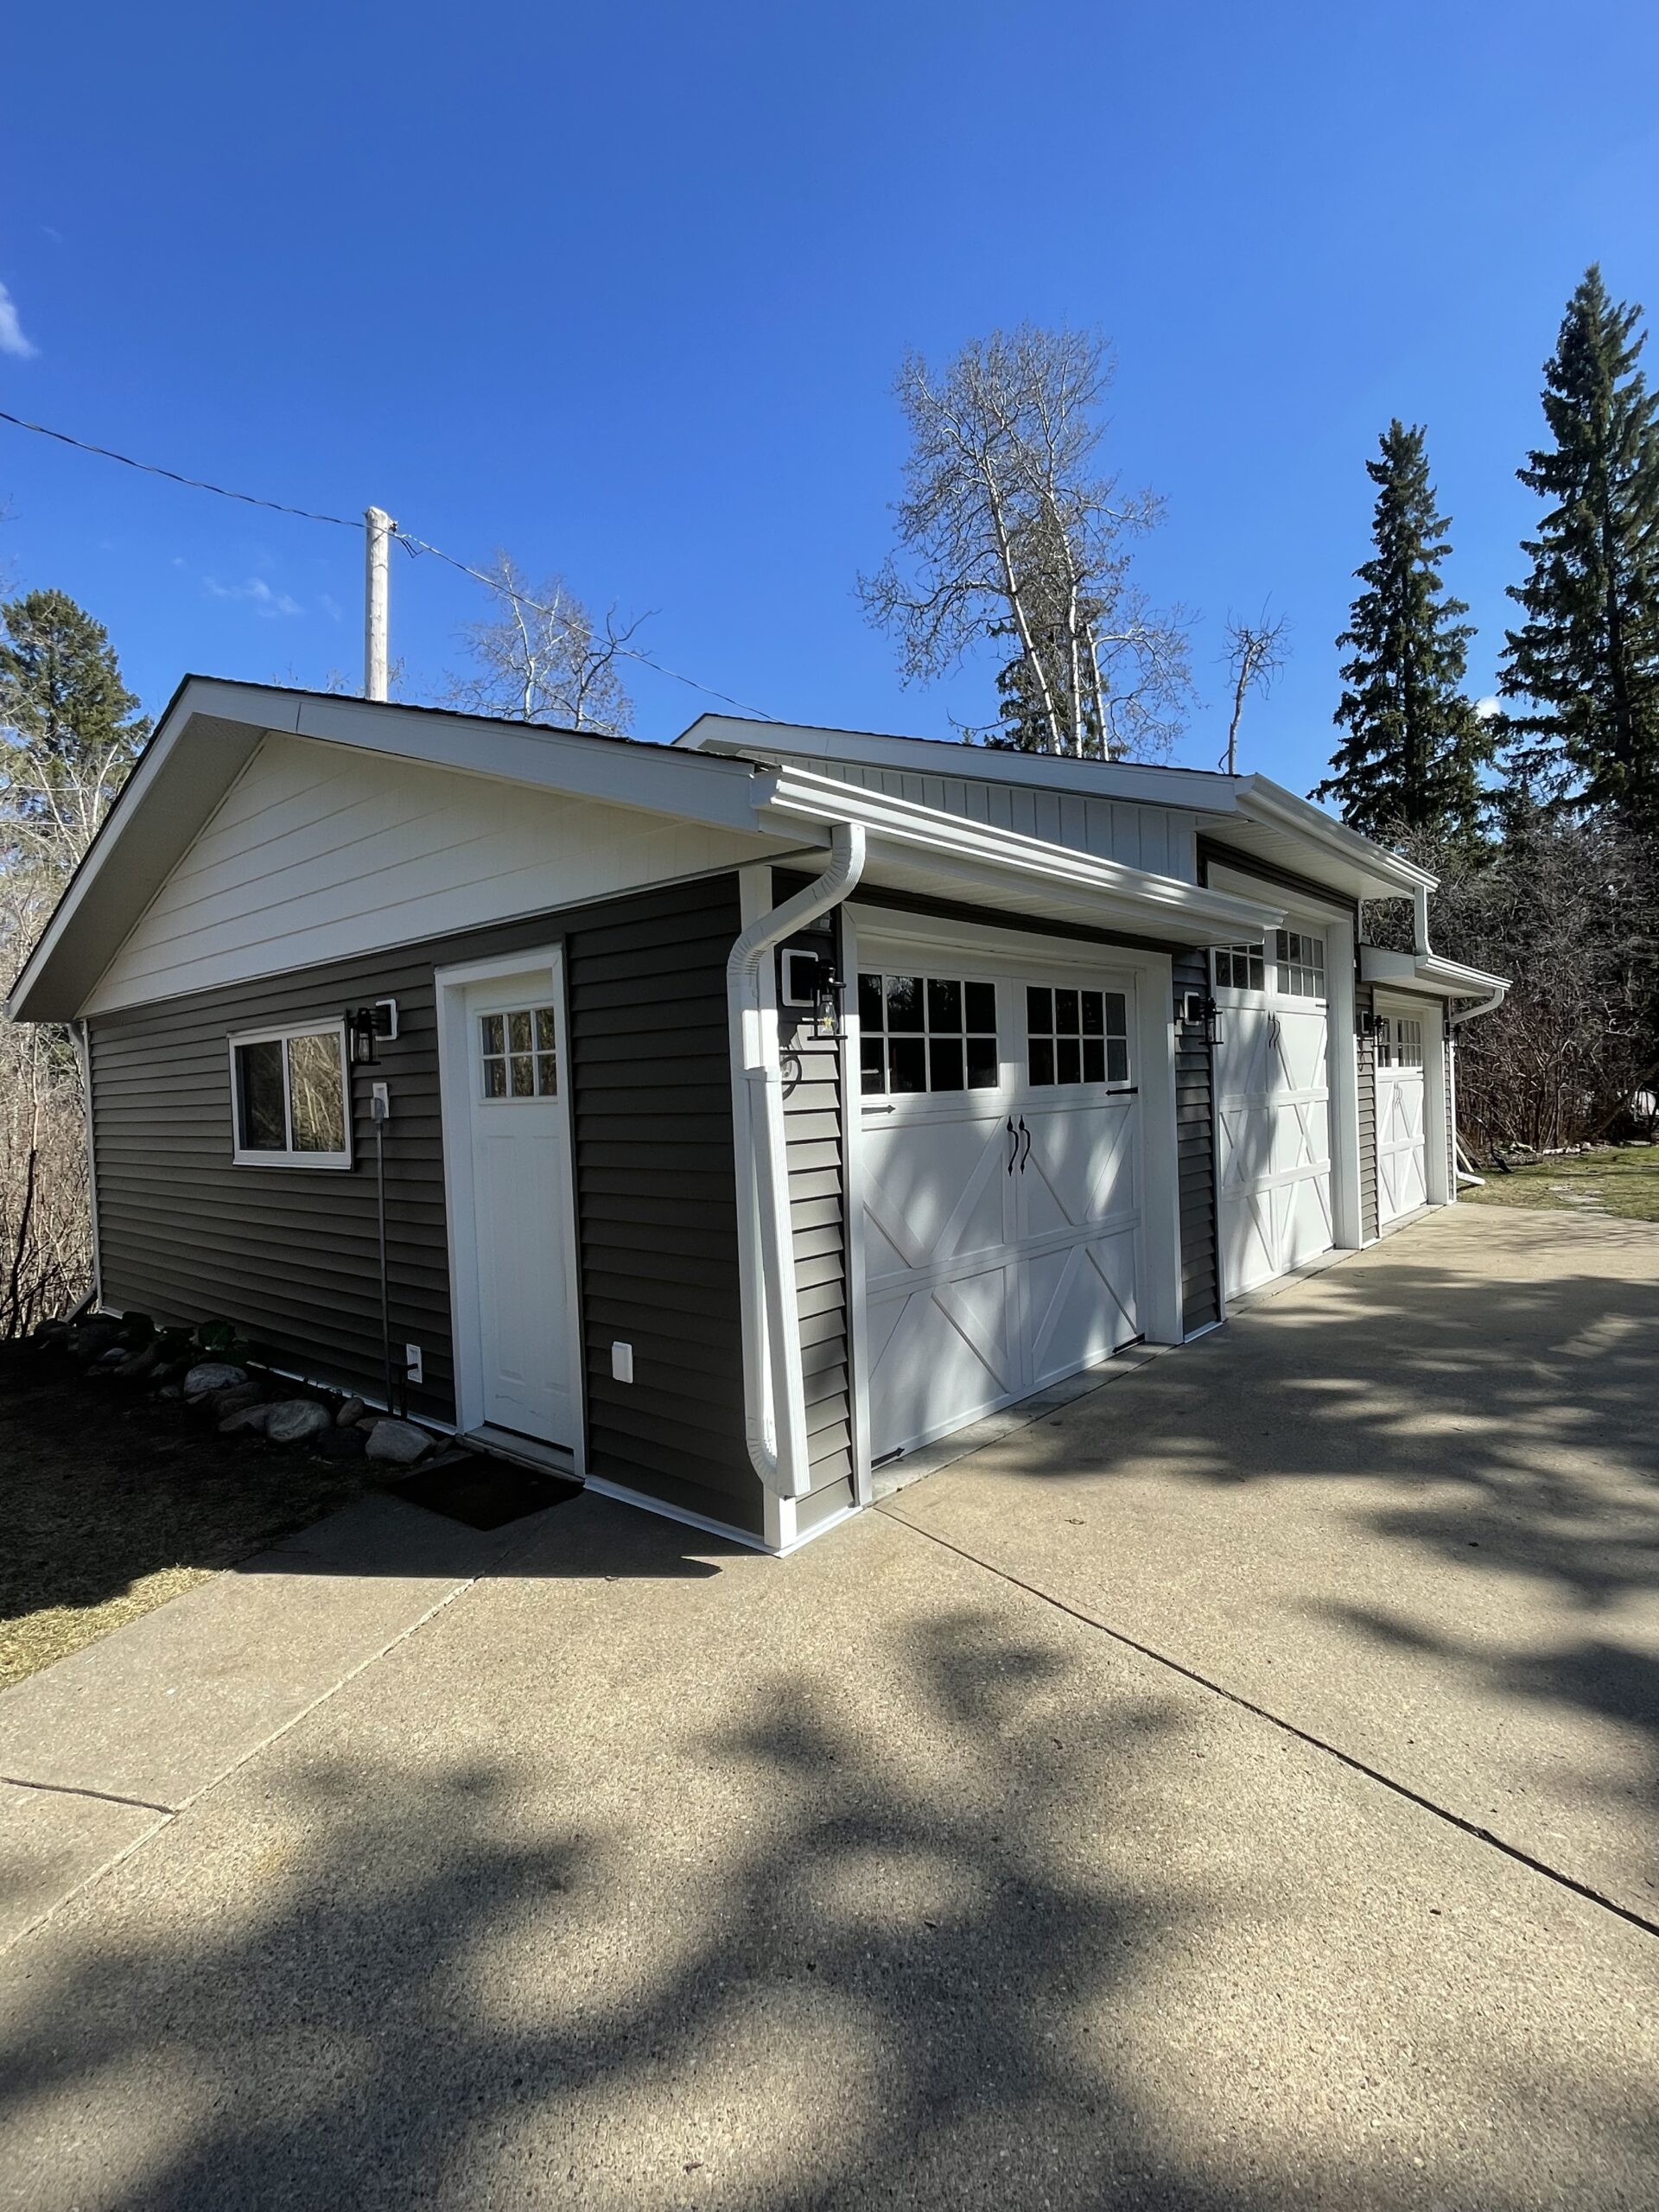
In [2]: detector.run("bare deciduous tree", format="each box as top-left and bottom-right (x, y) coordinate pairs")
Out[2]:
(1220, 608), (1291, 774)
(858, 326), (1192, 760)
(1369, 805), (1659, 1155)
(446, 553), (645, 736)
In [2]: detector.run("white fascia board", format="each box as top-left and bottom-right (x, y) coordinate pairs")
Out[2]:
(679, 713), (1246, 816)
(756, 766), (1283, 941)
(1235, 778), (1438, 897)
(1361, 946), (1510, 1001)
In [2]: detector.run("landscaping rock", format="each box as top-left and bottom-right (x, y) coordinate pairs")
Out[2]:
(156, 1384), (183, 1402)
(208, 1379), (264, 1416)
(66, 1325), (123, 1364)
(315, 1423), (367, 1460)
(335, 1396), (369, 1428)
(98, 1345), (128, 1366)
(264, 1400), (334, 1446)
(182, 1362), (248, 1402)
(113, 1342), (161, 1382)
(33, 1318), (71, 1346)
(364, 1418), (435, 1466)
(219, 1404), (271, 1436)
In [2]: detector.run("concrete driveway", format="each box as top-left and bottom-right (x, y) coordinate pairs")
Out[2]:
(1, 1207), (1655, 2210)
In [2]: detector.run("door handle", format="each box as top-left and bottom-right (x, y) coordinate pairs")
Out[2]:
(1006, 1115), (1017, 1173)
(1018, 1116), (1032, 1172)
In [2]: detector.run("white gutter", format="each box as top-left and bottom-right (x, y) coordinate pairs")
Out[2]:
(757, 767), (1282, 940)
(727, 823), (867, 1497)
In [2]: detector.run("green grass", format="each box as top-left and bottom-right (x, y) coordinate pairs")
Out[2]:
(0, 1357), (388, 1691)
(1462, 1144), (1659, 1224)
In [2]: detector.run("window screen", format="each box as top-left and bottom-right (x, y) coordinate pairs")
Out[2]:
(859, 973), (998, 1096)
(1026, 986), (1129, 1087)
(480, 1007), (559, 1100)
(1274, 928), (1325, 998)
(232, 1026), (349, 1166)
(1213, 943), (1265, 992)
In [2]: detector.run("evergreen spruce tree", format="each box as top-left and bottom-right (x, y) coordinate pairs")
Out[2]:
(1315, 421), (1488, 839)
(1499, 265), (1659, 831)
(0, 588), (150, 877)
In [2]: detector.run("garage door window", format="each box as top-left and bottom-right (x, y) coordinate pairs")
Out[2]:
(1214, 943), (1265, 992)
(1380, 1014), (1423, 1069)
(858, 973), (999, 1096)
(1027, 986), (1129, 1088)
(1274, 929), (1325, 998)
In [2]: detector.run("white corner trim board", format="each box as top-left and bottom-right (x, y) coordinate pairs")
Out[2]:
(728, 823), (867, 1498)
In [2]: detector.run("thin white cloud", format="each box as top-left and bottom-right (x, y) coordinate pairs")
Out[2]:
(205, 575), (303, 618)
(0, 283), (37, 359)
(318, 591), (342, 622)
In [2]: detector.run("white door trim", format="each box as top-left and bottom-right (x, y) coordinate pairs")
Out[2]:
(435, 944), (586, 1475)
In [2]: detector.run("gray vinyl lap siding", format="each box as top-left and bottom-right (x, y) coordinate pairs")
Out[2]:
(1356, 981), (1379, 1243)
(1170, 947), (1219, 1333)
(87, 872), (762, 1537)
(775, 877), (856, 1528)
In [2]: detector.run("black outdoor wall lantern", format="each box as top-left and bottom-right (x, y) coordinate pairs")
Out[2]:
(346, 999), (399, 1067)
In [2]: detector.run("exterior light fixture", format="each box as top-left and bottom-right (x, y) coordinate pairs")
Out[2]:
(812, 958), (843, 1039)
(346, 1000), (400, 1066)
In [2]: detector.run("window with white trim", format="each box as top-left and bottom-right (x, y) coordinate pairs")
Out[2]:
(1274, 928), (1325, 998)
(1026, 985), (1130, 1087)
(1213, 942), (1265, 992)
(230, 1022), (351, 1167)
(479, 1006), (559, 1100)
(859, 973), (999, 1096)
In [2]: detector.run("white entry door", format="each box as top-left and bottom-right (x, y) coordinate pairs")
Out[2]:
(1214, 926), (1334, 1297)
(459, 965), (577, 1446)
(1376, 1004), (1428, 1224)
(857, 951), (1143, 1463)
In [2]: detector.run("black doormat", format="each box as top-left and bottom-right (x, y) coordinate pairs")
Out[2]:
(391, 1448), (582, 1530)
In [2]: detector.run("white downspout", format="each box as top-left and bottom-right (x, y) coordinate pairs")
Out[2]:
(728, 823), (867, 1498)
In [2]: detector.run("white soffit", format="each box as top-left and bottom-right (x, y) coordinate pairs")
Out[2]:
(1361, 947), (1510, 1002)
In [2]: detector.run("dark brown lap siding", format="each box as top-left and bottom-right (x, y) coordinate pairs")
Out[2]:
(87, 872), (762, 1537)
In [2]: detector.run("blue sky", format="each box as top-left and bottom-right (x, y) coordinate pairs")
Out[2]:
(3, 2), (1658, 798)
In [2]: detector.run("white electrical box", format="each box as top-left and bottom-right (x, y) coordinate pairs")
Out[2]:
(611, 1341), (634, 1384)
(404, 1344), (423, 1386)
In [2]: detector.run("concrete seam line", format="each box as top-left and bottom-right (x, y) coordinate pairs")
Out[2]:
(0, 1774), (175, 1815)
(877, 1507), (1659, 1945)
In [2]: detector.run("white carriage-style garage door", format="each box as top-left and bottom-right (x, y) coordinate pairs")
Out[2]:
(855, 939), (1144, 1465)
(1213, 925), (1334, 1299)
(1375, 1002), (1428, 1225)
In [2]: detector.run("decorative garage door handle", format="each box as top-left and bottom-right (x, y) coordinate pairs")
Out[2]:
(1007, 1115), (1018, 1173)
(1018, 1116), (1032, 1172)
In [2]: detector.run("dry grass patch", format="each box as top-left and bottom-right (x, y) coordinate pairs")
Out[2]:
(0, 1355), (387, 1690)
(1462, 1144), (1659, 1223)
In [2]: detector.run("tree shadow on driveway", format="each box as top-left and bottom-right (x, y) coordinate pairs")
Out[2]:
(0, 1595), (1652, 2212)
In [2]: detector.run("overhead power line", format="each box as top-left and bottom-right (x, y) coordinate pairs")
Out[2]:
(0, 406), (770, 719)
(0, 408), (359, 527)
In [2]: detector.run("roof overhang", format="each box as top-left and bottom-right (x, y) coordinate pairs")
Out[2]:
(11, 681), (1313, 1025)
(1221, 781), (1439, 905)
(755, 766), (1286, 947)
(8, 677), (775, 1023)
(1361, 946), (1510, 1013)
(677, 715), (1440, 906)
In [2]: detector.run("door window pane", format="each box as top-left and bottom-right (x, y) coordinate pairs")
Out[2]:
(1214, 943), (1265, 992)
(858, 972), (999, 1096)
(1027, 982), (1130, 1087)
(480, 1006), (559, 1100)
(1274, 929), (1325, 999)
